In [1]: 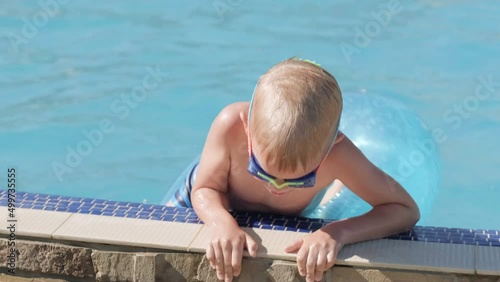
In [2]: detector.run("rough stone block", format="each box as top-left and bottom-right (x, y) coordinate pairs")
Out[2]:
(134, 253), (155, 282)
(267, 260), (302, 282)
(0, 239), (8, 266)
(92, 251), (134, 282)
(4, 240), (94, 279)
(155, 252), (203, 282)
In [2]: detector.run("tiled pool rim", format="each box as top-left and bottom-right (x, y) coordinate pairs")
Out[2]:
(1, 190), (499, 247)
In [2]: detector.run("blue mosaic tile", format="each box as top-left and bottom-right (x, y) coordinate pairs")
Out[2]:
(56, 201), (70, 206)
(475, 234), (489, 240)
(67, 206), (79, 213)
(477, 241), (491, 246)
(186, 218), (201, 224)
(68, 202), (82, 208)
(90, 210), (102, 215)
(491, 241), (500, 247)
(490, 235), (500, 241)
(127, 207), (141, 213)
(150, 212), (165, 219)
(284, 220), (299, 228)
(81, 203), (94, 209)
(186, 215), (199, 221)
(79, 208), (91, 214)
(115, 207), (129, 213)
(161, 214), (175, 221)
(92, 199), (106, 204)
(103, 200), (118, 206)
(139, 204), (157, 212)
(2, 191), (500, 248)
(251, 221), (261, 228)
(90, 208), (105, 214)
(114, 211), (126, 217)
(297, 222), (311, 229)
(309, 222), (324, 231)
(164, 210), (177, 216)
(102, 205), (116, 212)
(21, 200), (34, 205)
(33, 198), (47, 203)
(125, 212), (139, 218)
(488, 230), (499, 236)
(134, 211), (150, 218)
(273, 225), (286, 231)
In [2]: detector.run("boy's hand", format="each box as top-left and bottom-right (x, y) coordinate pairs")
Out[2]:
(284, 229), (343, 282)
(206, 223), (258, 282)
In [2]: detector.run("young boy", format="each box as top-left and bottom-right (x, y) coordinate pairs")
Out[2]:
(175, 58), (420, 282)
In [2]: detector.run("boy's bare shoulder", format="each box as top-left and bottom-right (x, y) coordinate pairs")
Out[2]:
(210, 102), (248, 140)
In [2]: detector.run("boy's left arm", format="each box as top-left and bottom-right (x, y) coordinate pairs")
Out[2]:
(285, 135), (420, 281)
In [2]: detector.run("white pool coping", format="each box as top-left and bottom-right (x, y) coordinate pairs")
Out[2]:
(1, 207), (499, 276)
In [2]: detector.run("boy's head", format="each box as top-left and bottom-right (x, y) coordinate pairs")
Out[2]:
(247, 58), (342, 176)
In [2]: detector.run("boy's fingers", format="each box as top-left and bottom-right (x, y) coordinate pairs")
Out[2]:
(206, 245), (215, 269)
(213, 243), (224, 280)
(245, 234), (258, 257)
(326, 251), (336, 269)
(231, 242), (243, 277)
(222, 242), (233, 279)
(306, 248), (318, 281)
(296, 245), (308, 276)
(315, 251), (327, 281)
(285, 238), (303, 253)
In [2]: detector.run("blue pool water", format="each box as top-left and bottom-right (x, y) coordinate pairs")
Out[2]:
(1, 1), (499, 229)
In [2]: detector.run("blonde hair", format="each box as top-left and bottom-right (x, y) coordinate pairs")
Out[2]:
(250, 58), (342, 172)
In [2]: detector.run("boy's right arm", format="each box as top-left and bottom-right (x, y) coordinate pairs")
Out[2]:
(191, 108), (258, 282)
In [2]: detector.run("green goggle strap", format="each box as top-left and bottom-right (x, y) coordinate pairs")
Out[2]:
(256, 172), (305, 189)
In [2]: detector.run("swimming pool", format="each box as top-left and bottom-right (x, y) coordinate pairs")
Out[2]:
(1, 0), (499, 229)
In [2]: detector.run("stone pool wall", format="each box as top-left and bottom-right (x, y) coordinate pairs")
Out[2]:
(1, 238), (499, 282)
